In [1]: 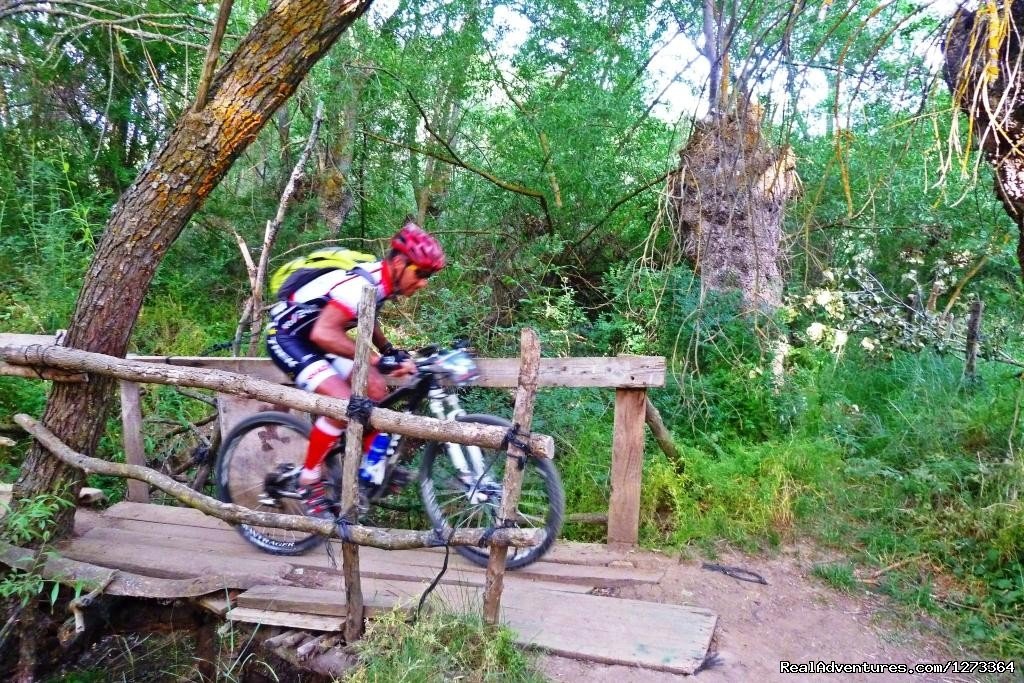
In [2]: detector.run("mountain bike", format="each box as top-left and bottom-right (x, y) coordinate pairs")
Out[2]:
(215, 343), (564, 569)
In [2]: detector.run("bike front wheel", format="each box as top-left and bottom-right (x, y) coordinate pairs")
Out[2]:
(419, 414), (565, 569)
(215, 411), (330, 555)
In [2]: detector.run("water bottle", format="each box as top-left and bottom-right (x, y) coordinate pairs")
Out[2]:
(359, 433), (389, 485)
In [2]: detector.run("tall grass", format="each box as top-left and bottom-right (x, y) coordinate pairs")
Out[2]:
(347, 608), (545, 682)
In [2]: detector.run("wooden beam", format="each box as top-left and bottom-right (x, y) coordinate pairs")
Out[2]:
(0, 344), (554, 458)
(607, 388), (647, 546)
(125, 355), (666, 388)
(473, 356), (664, 388)
(0, 334), (665, 388)
(119, 381), (150, 503)
(484, 328), (541, 625)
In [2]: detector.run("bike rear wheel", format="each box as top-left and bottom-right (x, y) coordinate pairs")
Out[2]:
(419, 414), (564, 569)
(215, 411), (332, 555)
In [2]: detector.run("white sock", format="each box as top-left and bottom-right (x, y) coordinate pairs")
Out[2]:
(299, 466), (321, 486)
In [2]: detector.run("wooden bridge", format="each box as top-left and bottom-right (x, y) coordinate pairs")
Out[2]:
(0, 333), (718, 675)
(1, 486), (717, 676)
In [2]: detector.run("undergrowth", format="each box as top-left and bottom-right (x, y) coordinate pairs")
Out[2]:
(346, 607), (545, 682)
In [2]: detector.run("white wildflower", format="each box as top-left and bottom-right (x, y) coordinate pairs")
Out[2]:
(806, 322), (827, 341)
(830, 329), (849, 354)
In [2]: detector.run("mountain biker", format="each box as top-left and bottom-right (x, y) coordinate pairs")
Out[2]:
(265, 221), (446, 515)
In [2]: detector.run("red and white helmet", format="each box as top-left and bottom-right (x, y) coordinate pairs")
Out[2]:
(391, 222), (446, 271)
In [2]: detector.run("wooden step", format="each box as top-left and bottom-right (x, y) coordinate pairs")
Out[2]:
(226, 607), (344, 632)
(233, 582), (717, 674)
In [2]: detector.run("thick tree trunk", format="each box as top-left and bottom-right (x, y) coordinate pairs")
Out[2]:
(667, 101), (799, 310)
(944, 1), (1024, 281)
(12, 0), (374, 541)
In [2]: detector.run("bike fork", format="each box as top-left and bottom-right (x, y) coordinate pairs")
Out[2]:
(428, 391), (493, 500)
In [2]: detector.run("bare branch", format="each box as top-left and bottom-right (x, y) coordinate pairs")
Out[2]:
(14, 413), (544, 550)
(194, 0), (234, 110)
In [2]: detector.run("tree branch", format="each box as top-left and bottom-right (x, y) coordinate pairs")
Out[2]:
(14, 413), (543, 550)
(570, 169), (673, 249)
(245, 101), (325, 354)
(357, 63), (556, 233)
(194, 0), (234, 111)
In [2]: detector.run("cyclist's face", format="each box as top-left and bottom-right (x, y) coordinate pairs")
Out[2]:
(394, 257), (431, 295)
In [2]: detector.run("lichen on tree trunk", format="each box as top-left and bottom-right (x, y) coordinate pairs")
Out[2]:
(667, 101), (799, 311)
(943, 0), (1024, 281)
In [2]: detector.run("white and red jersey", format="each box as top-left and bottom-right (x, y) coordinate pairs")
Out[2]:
(287, 260), (395, 330)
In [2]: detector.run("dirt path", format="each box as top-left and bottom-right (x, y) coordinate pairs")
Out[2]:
(537, 543), (989, 683)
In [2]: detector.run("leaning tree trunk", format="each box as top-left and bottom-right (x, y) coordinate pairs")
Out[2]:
(12, 0), (374, 539)
(667, 101), (799, 311)
(944, 0), (1024, 281)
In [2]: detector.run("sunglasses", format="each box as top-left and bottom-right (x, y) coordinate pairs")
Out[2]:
(411, 266), (437, 279)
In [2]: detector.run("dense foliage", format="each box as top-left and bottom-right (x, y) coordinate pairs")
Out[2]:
(1, 0), (1022, 668)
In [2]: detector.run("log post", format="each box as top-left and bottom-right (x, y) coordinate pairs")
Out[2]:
(645, 397), (680, 465)
(607, 388), (647, 546)
(341, 285), (375, 641)
(119, 381), (149, 503)
(483, 328), (540, 625)
(965, 299), (984, 382)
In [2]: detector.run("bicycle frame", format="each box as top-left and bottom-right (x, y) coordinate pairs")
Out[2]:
(333, 361), (492, 503)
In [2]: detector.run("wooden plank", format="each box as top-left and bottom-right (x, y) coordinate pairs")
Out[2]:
(119, 381), (149, 503)
(126, 355), (666, 388)
(226, 607), (344, 632)
(94, 503), (664, 587)
(103, 501), (235, 531)
(473, 356), (665, 388)
(75, 522), (488, 590)
(238, 584), (350, 617)
(501, 584), (717, 675)
(197, 595), (232, 616)
(607, 388), (647, 546)
(57, 537), (292, 590)
(238, 580), (487, 617)
(216, 395), (301, 438)
(374, 548), (664, 587)
(237, 582), (420, 617)
(237, 582), (716, 675)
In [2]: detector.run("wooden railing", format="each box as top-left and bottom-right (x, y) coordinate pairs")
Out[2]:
(1, 333), (666, 545)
